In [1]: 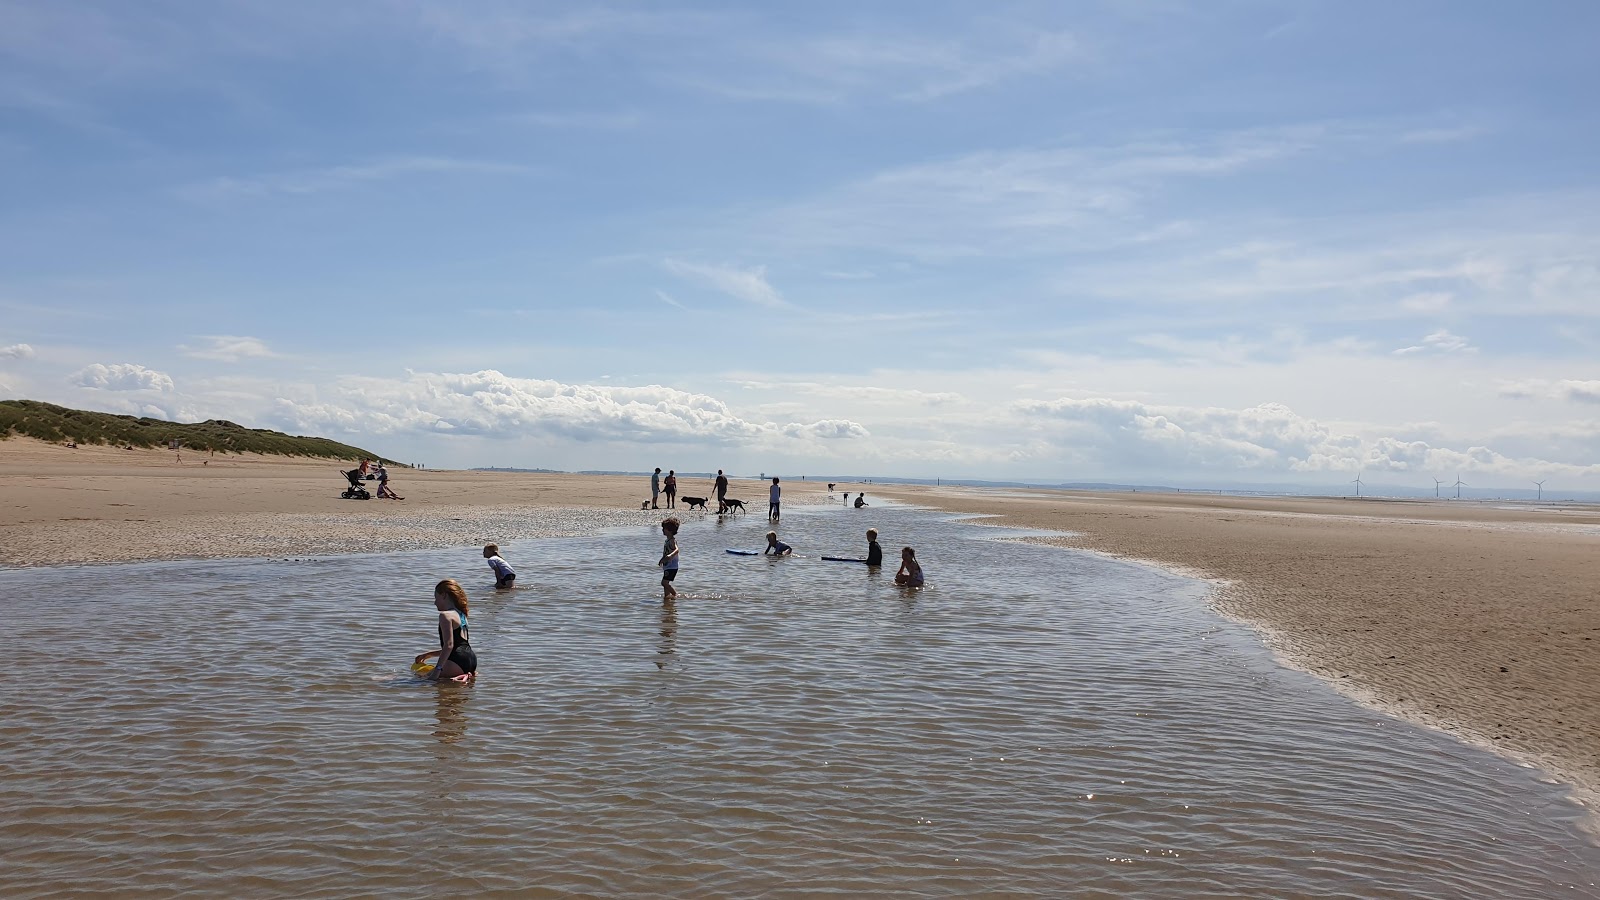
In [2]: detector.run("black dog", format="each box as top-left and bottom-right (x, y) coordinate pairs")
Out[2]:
(682, 496), (710, 511)
(721, 498), (747, 514)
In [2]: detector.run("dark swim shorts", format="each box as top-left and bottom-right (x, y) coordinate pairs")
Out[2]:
(662, 569), (679, 582)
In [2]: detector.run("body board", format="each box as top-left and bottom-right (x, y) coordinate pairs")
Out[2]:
(725, 549), (761, 556)
(821, 555), (869, 563)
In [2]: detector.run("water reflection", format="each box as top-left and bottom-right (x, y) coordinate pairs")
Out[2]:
(656, 601), (678, 670)
(431, 682), (471, 745)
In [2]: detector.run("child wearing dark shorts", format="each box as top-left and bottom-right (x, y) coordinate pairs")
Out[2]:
(658, 517), (680, 603)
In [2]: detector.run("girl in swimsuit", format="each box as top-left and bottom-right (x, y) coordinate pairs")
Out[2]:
(415, 579), (477, 681)
(894, 547), (924, 587)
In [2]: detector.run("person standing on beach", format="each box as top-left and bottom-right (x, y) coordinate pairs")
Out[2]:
(768, 477), (781, 519)
(713, 469), (729, 513)
(651, 467), (662, 510)
(658, 517), (681, 603)
(664, 470), (677, 509)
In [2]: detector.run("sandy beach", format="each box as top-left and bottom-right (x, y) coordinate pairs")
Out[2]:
(4, 436), (1597, 811)
(864, 482), (1600, 810)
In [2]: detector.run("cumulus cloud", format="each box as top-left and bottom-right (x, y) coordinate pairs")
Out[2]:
(1013, 396), (1600, 479)
(71, 363), (175, 392)
(663, 259), (789, 308)
(1497, 378), (1600, 404)
(269, 369), (866, 447)
(180, 335), (277, 362)
(0, 343), (35, 360)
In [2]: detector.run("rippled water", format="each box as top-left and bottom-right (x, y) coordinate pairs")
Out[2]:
(2, 503), (1596, 898)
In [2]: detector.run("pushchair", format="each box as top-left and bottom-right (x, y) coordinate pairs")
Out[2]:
(341, 468), (372, 500)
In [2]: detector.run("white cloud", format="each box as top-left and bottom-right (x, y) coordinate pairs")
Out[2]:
(0, 343), (35, 360)
(1013, 396), (1600, 480)
(654, 289), (688, 311)
(1498, 378), (1600, 404)
(663, 259), (788, 309)
(70, 363), (174, 393)
(269, 369), (865, 448)
(1394, 329), (1473, 355)
(180, 335), (277, 362)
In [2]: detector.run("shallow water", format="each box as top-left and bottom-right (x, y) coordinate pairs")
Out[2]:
(2, 504), (1596, 898)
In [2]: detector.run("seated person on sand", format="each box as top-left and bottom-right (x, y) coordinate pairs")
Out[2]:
(376, 465), (405, 500)
(894, 547), (924, 587)
(764, 531), (793, 556)
(854, 493), (867, 508)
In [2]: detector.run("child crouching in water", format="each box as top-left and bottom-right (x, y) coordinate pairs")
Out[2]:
(894, 547), (924, 587)
(764, 530), (792, 556)
(415, 579), (477, 681)
(483, 543), (515, 589)
(658, 517), (680, 603)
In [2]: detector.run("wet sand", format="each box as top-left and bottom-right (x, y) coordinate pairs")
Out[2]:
(5, 436), (1597, 810)
(0, 438), (820, 565)
(862, 482), (1600, 809)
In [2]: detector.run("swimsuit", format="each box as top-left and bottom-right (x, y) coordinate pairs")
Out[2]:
(866, 543), (883, 566)
(443, 612), (477, 674)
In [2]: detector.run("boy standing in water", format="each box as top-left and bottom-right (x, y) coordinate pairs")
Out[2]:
(866, 528), (883, 566)
(769, 476), (781, 519)
(483, 543), (516, 589)
(658, 517), (680, 603)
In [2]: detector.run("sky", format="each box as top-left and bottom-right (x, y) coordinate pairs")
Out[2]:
(1, 1), (1598, 489)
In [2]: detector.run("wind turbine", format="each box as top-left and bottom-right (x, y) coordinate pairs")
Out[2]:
(1534, 479), (1545, 502)
(1351, 471), (1364, 498)
(1434, 477), (1444, 499)
(1453, 474), (1467, 500)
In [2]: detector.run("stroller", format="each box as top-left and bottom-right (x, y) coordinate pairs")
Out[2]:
(341, 468), (372, 500)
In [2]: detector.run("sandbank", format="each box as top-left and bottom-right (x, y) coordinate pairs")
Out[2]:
(864, 482), (1600, 809)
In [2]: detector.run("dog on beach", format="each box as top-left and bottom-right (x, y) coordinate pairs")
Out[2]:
(640, 501), (651, 510)
(721, 498), (747, 514)
(682, 496), (710, 511)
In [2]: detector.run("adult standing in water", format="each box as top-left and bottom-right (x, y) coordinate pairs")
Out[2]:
(768, 476), (781, 520)
(651, 467), (662, 510)
(713, 469), (729, 513)
(663, 469), (677, 509)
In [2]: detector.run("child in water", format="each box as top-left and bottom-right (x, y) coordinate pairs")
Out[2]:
(866, 528), (883, 566)
(894, 547), (924, 587)
(415, 579), (477, 681)
(658, 517), (680, 603)
(764, 530), (792, 556)
(483, 543), (516, 589)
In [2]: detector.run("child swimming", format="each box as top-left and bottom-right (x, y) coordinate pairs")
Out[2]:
(483, 543), (515, 589)
(414, 579), (477, 681)
(764, 530), (792, 556)
(658, 517), (680, 603)
(894, 547), (924, 587)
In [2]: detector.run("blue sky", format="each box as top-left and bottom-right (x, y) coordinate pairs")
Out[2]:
(2, 1), (1598, 487)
